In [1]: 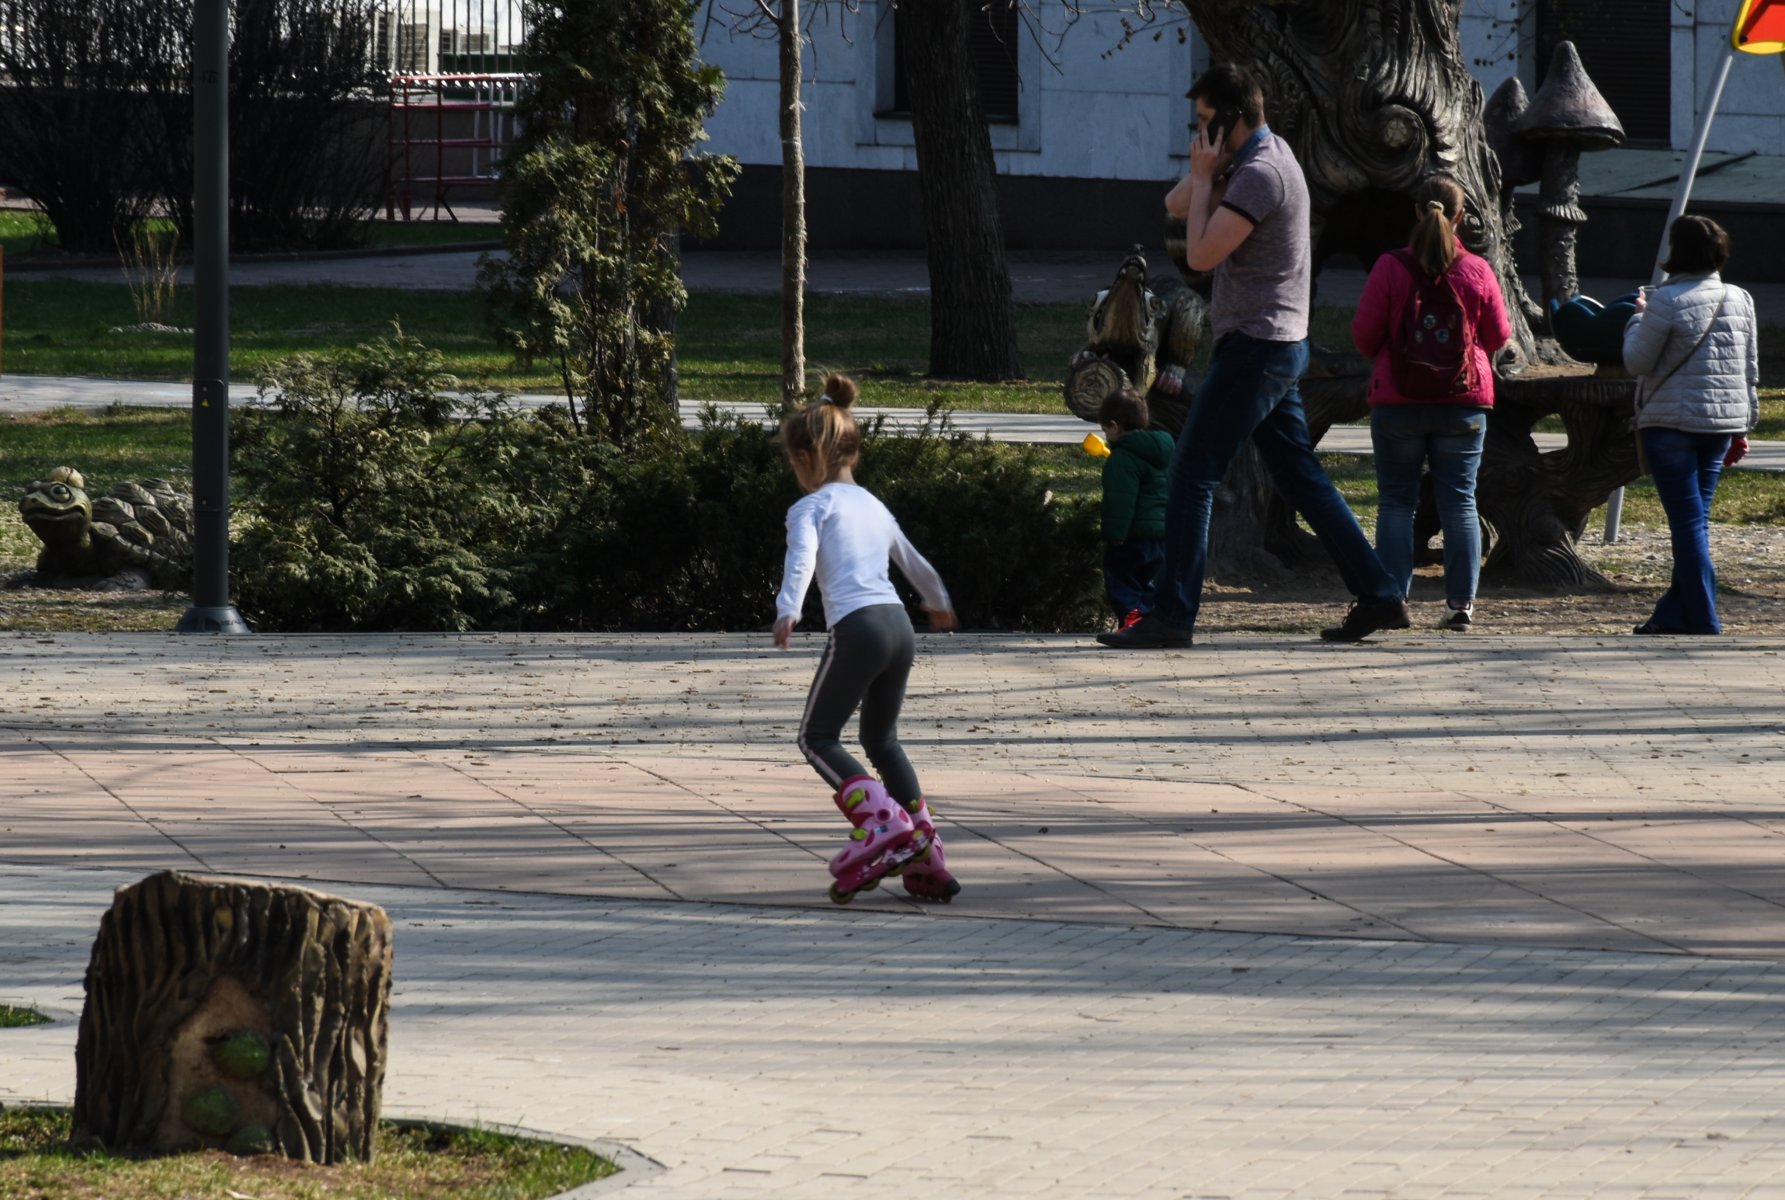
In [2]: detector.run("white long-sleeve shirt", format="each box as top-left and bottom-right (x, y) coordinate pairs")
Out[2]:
(775, 483), (951, 627)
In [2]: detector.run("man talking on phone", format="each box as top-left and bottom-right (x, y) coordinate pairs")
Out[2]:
(1097, 63), (1409, 648)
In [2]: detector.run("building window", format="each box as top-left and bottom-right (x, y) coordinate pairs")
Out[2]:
(1536, 0), (1670, 145)
(885, 1), (1021, 124)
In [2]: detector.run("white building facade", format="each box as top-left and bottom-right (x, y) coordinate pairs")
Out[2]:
(693, 1), (1782, 254)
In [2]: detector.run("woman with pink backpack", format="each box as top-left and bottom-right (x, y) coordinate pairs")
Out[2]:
(1352, 176), (1512, 630)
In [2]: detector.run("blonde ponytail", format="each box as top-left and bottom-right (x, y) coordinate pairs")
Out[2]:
(780, 373), (863, 489)
(1409, 176), (1465, 278)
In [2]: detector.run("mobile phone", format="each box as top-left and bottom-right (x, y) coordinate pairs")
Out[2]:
(1203, 105), (1241, 151)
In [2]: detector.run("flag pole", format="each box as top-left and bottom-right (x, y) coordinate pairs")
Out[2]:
(1602, 42), (1737, 546)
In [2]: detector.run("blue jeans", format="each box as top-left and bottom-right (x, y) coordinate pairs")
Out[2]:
(1105, 540), (1165, 617)
(1640, 426), (1731, 634)
(1154, 333), (1398, 630)
(1370, 404), (1487, 604)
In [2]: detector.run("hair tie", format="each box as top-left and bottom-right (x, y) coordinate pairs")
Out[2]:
(819, 394), (836, 405)
(1425, 200), (1446, 215)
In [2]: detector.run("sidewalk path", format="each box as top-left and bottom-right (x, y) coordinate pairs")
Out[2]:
(9, 863), (1785, 1200)
(6, 371), (1783, 471)
(26, 244), (1785, 315)
(3, 631), (1785, 1197)
(3, 632), (1783, 952)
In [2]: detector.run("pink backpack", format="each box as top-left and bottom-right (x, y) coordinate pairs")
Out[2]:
(1386, 248), (1476, 400)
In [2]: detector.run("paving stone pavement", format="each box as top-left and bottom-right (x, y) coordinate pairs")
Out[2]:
(8, 864), (1785, 1199)
(4, 631), (1785, 1196)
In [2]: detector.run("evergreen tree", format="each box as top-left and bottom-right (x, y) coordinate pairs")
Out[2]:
(481, 0), (739, 444)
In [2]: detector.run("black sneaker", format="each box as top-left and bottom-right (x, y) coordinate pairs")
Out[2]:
(1095, 614), (1195, 649)
(1319, 596), (1411, 643)
(1441, 604), (1473, 631)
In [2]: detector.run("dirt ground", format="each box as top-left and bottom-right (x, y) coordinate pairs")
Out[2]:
(1200, 520), (1785, 635)
(3, 521), (1783, 635)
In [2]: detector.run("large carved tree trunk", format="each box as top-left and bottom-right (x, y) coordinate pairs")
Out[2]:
(1184, 0), (1541, 371)
(1476, 375), (1641, 587)
(1180, 1), (1640, 589)
(73, 871), (393, 1164)
(899, 0), (1025, 382)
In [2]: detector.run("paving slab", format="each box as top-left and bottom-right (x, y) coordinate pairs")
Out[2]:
(7, 863), (1785, 1199)
(3, 631), (1783, 959)
(4, 629), (1783, 1196)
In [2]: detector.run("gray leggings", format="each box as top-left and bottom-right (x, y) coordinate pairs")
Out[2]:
(798, 603), (921, 804)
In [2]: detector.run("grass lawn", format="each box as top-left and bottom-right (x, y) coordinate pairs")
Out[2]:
(3, 280), (1781, 432)
(0, 1004), (51, 1027)
(0, 408), (193, 564)
(0, 209), (57, 259)
(0, 281), (1090, 410)
(0, 409), (1775, 633)
(0, 1108), (616, 1200)
(1032, 443), (1785, 530)
(1, 403), (1777, 572)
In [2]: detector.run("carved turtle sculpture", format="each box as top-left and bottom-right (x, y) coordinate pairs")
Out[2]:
(12, 467), (194, 590)
(1064, 247), (1208, 434)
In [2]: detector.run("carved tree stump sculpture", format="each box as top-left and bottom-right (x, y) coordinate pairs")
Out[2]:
(73, 871), (393, 1163)
(1066, 246), (1323, 579)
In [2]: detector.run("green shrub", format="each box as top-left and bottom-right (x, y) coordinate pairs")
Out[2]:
(231, 331), (542, 631)
(859, 421), (1105, 633)
(529, 412), (1103, 633)
(230, 339), (1103, 632)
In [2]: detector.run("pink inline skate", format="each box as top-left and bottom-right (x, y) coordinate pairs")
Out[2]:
(828, 776), (930, 905)
(898, 796), (961, 903)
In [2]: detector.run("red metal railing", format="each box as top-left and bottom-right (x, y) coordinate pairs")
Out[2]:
(385, 72), (525, 221)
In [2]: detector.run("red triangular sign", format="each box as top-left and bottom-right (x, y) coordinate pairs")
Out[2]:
(1734, 0), (1785, 53)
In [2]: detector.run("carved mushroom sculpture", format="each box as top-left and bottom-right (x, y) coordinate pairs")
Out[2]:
(1483, 76), (1547, 329)
(1512, 42), (1624, 310)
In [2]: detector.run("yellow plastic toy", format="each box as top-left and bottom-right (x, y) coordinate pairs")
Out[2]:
(1082, 431), (1111, 459)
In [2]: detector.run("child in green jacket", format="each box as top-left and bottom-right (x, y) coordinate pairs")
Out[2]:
(1099, 387), (1176, 629)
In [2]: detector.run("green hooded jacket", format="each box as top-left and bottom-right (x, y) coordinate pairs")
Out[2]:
(1100, 429), (1174, 542)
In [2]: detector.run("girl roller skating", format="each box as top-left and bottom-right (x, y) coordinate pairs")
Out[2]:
(774, 374), (963, 905)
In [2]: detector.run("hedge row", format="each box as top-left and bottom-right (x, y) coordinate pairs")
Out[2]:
(230, 335), (1104, 633)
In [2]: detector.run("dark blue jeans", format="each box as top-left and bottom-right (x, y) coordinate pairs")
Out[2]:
(1104, 540), (1165, 617)
(1640, 426), (1731, 634)
(1154, 333), (1397, 630)
(1370, 404), (1487, 604)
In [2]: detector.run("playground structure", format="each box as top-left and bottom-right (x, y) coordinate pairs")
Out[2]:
(385, 72), (523, 221)
(375, 1), (525, 220)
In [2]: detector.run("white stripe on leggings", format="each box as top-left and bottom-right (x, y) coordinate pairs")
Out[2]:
(797, 630), (844, 787)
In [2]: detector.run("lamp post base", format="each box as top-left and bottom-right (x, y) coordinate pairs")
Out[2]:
(175, 605), (252, 634)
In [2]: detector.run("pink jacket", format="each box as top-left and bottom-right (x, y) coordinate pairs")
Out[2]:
(1352, 245), (1511, 408)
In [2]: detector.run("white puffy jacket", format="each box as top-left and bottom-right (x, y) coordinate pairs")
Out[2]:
(1623, 272), (1759, 434)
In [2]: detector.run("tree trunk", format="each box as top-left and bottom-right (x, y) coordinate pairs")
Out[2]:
(898, 0), (1024, 382)
(1301, 371), (1640, 588)
(1175, 2), (1643, 589)
(778, 0), (807, 408)
(1476, 373), (1640, 588)
(1183, 0), (1543, 372)
(647, 228), (682, 409)
(73, 871), (393, 1164)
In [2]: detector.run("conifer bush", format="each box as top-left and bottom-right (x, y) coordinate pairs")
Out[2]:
(230, 340), (1104, 633)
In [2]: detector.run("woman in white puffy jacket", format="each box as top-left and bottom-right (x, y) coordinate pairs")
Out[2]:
(1623, 215), (1760, 636)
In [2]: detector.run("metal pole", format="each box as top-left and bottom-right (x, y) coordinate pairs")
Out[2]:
(1603, 43), (1737, 545)
(177, 0), (250, 633)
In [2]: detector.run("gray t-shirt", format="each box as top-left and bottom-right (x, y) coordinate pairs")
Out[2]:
(1211, 132), (1311, 342)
